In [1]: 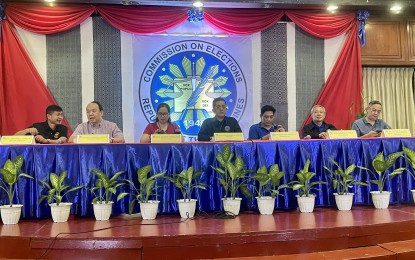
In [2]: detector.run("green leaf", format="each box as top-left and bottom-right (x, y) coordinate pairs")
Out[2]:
(137, 166), (151, 184)
(222, 144), (232, 162)
(18, 173), (33, 180)
(50, 173), (60, 189)
(385, 152), (404, 168)
(345, 164), (356, 176)
(128, 199), (137, 214)
(117, 192), (129, 201)
(240, 185), (252, 197)
(234, 156), (244, 172)
(292, 184), (304, 191)
(13, 155), (24, 172)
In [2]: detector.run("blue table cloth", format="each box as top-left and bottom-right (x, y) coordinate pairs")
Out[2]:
(0, 138), (414, 218)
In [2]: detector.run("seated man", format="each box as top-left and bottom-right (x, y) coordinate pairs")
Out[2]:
(302, 105), (337, 139)
(15, 105), (68, 144)
(249, 105), (285, 140)
(351, 100), (391, 138)
(198, 98), (242, 141)
(69, 101), (125, 143)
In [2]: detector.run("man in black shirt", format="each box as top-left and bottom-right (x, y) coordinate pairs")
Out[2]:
(198, 98), (242, 141)
(302, 105), (336, 139)
(15, 105), (68, 144)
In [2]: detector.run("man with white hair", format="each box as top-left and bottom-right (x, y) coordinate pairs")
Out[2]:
(302, 105), (337, 139)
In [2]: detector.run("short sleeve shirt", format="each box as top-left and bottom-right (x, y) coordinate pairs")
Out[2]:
(29, 121), (68, 140)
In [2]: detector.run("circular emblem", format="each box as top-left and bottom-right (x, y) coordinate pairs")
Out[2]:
(139, 40), (247, 141)
(224, 126), (230, 132)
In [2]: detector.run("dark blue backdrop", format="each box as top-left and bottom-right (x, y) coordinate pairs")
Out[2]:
(1, 138), (415, 219)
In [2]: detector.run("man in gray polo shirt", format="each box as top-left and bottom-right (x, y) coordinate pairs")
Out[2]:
(351, 100), (391, 138)
(69, 101), (125, 143)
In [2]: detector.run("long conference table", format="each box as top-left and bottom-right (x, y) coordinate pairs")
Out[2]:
(1, 137), (415, 219)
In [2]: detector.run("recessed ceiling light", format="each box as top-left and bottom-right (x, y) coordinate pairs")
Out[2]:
(193, 1), (204, 8)
(327, 5), (338, 11)
(390, 5), (402, 12)
(44, 0), (55, 2)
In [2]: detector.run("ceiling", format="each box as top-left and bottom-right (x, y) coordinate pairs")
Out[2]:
(5, 0), (415, 14)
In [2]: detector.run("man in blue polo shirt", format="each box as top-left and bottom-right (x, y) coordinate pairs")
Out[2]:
(248, 105), (284, 140)
(351, 100), (391, 138)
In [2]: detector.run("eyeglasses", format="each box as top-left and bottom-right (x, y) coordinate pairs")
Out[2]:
(157, 112), (169, 116)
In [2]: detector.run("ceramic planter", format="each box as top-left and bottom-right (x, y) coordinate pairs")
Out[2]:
(177, 199), (197, 219)
(222, 197), (242, 215)
(334, 193), (354, 211)
(50, 202), (72, 222)
(0, 204), (23, 225)
(92, 201), (113, 221)
(370, 191), (391, 209)
(139, 200), (160, 220)
(296, 195), (315, 213)
(256, 196), (275, 215)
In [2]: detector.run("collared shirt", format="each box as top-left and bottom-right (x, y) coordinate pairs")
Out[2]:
(29, 121), (68, 141)
(197, 116), (242, 141)
(301, 121), (337, 139)
(351, 117), (391, 137)
(248, 122), (276, 140)
(71, 119), (124, 139)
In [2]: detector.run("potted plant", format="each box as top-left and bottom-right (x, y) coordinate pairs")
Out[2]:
(0, 155), (33, 224)
(38, 171), (83, 222)
(289, 159), (327, 213)
(90, 168), (125, 220)
(358, 151), (405, 209)
(165, 166), (206, 218)
(251, 164), (288, 215)
(211, 144), (252, 216)
(117, 165), (165, 220)
(324, 159), (367, 211)
(402, 147), (415, 202)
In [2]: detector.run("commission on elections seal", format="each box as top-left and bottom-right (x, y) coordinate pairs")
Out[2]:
(139, 40), (247, 141)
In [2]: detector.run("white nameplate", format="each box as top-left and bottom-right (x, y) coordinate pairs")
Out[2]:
(213, 133), (244, 142)
(0, 135), (35, 145)
(76, 134), (110, 144)
(270, 132), (300, 141)
(151, 134), (182, 143)
(381, 129), (411, 138)
(327, 130), (358, 139)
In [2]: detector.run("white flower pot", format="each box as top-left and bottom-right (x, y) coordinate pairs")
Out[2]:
(222, 197), (242, 215)
(334, 193), (354, 211)
(177, 199), (197, 219)
(50, 203), (72, 222)
(370, 191), (391, 209)
(411, 190), (415, 203)
(256, 196), (275, 215)
(0, 204), (23, 225)
(139, 200), (160, 220)
(296, 195), (315, 213)
(92, 201), (113, 221)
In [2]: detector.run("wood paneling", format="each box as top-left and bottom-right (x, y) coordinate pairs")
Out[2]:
(408, 20), (415, 61)
(361, 19), (408, 65)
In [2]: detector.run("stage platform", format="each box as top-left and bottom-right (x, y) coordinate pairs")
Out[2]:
(1, 205), (415, 259)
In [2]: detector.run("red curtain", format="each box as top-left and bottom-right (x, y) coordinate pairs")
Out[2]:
(285, 11), (356, 38)
(285, 11), (362, 130)
(1, 4), (362, 134)
(5, 4), (95, 34)
(204, 8), (284, 34)
(0, 20), (71, 135)
(96, 6), (188, 34)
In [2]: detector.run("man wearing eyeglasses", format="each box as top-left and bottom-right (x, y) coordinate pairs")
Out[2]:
(351, 100), (391, 138)
(248, 105), (285, 140)
(197, 97), (242, 141)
